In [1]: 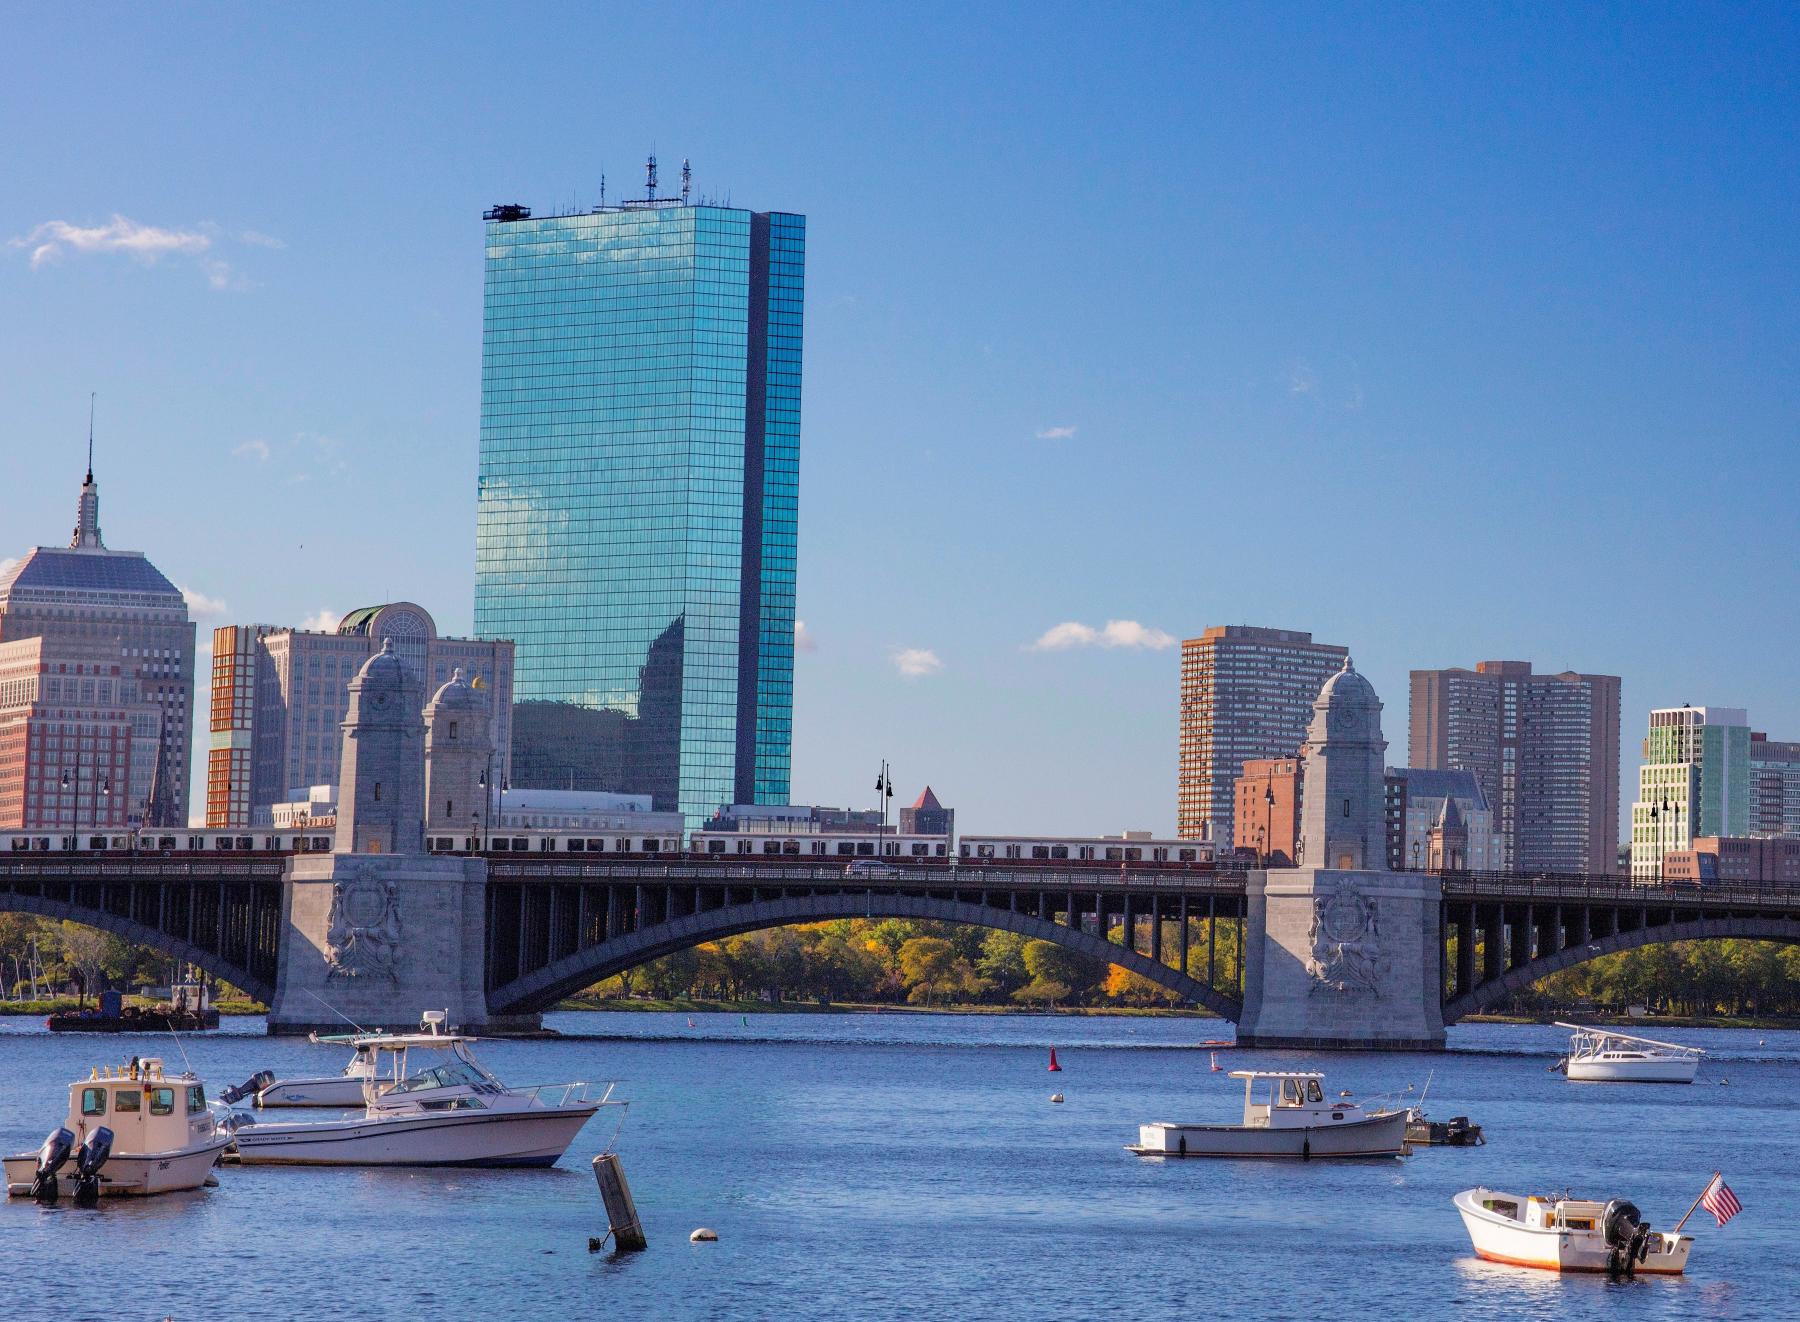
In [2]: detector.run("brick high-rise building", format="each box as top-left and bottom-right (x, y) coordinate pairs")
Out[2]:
(1409, 660), (1621, 875)
(0, 459), (194, 827)
(1178, 626), (1347, 844)
(1749, 733), (1800, 838)
(1232, 757), (1301, 866)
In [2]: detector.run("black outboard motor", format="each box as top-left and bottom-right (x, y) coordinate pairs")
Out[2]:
(218, 1070), (276, 1106)
(1603, 1199), (1653, 1277)
(71, 1127), (113, 1208)
(29, 1127), (75, 1204)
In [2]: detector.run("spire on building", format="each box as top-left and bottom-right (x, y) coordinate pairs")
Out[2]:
(71, 393), (104, 550)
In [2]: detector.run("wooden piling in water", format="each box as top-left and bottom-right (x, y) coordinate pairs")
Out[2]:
(589, 1152), (647, 1252)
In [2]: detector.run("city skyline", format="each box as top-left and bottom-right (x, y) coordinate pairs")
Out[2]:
(3, 6), (1797, 835)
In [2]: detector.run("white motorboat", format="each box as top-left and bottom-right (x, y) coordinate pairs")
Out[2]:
(1455, 1187), (1693, 1275)
(4, 1058), (232, 1201)
(1552, 1023), (1702, 1083)
(1129, 1070), (1409, 1159)
(253, 1036), (392, 1108)
(229, 1019), (617, 1168)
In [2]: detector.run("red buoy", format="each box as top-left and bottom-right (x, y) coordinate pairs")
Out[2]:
(1048, 1048), (1062, 1072)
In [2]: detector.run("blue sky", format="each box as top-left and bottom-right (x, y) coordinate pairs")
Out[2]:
(2, 3), (1796, 834)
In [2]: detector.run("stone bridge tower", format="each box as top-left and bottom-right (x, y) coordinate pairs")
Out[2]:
(268, 640), (498, 1035)
(1237, 658), (1446, 1050)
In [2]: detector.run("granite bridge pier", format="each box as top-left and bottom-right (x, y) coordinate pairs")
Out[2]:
(6, 651), (1798, 1044)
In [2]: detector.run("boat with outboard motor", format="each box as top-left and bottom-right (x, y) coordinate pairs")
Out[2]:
(1551, 1023), (1702, 1083)
(1128, 1070), (1409, 1159)
(4, 1057), (233, 1202)
(228, 1013), (618, 1167)
(1455, 1186), (1693, 1275)
(251, 1034), (393, 1108)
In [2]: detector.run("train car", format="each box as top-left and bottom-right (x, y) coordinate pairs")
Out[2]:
(957, 834), (1215, 868)
(0, 830), (334, 855)
(426, 830), (684, 857)
(688, 830), (952, 863)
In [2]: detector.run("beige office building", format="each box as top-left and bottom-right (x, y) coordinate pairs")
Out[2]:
(1177, 626), (1347, 844)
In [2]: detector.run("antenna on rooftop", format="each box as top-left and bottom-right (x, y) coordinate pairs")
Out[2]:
(86, 391), (96, 481)
(646, 153), (658, 201)
(681, 158), (691, 205)
(599, 172), (606, 209)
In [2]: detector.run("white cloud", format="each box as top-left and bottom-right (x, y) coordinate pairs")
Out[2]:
(9, 214), (278, 289)
(795, 620), (818, 653)
(1029, 619), (1176, 652)
(893, 647), (942, 678)
(231, 439), (271, 461)
(301, 609), (340, 633)
(1035, 425), (1077, 440)
(178, 584), (229, 618)
(1287, 360), (1317, 396)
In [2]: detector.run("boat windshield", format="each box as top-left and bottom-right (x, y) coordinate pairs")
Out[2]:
(1278, 1078), (1326, 1106)
(390, 1056), (492, 1093)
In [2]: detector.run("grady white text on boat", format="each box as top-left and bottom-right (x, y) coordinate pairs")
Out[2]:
(1129, 1070), (1408, 1159)
(229, 1014), (618, 1167)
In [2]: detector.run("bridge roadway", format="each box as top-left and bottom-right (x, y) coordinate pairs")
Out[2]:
(5, 852), (1799, 1026)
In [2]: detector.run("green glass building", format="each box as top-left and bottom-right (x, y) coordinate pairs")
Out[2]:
(475, 189), (803, 820)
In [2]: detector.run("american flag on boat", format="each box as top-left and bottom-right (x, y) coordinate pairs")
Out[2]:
(1700, 1175), (1743, 1227)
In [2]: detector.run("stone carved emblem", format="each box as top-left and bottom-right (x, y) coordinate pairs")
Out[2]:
(1307, 884), (1383, 996)
(324, 865), (403, 982)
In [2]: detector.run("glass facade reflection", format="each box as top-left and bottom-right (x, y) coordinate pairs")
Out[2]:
(476, 202), (803, 821)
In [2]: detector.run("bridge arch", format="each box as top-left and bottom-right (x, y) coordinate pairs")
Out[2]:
(1442, 916), (1800, 1023)
(0, 892), (275, 1005)
(487, 891), (1241, 1019)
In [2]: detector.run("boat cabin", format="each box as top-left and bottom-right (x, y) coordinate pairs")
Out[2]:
(350, 1033), (507, 1110)
(1231, 1070), (1368, 1129)
(66, 1059), (212, 1153)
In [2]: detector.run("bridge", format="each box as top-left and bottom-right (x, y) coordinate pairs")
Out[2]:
(6, 851), (1799, 1040)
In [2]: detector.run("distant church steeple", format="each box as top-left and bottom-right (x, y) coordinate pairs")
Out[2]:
(70, 393), (103, 550)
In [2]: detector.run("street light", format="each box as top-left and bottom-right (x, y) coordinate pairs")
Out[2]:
(1411, 839), (1421, 872)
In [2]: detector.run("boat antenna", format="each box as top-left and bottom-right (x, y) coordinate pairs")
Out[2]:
(305, 989), (370, 1034)
(1417, 1068), (1434, 1107)
(164, 1018), (196, 1077)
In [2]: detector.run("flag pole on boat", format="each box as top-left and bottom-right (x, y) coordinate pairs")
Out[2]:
(1672, 1172), (1722, 1234)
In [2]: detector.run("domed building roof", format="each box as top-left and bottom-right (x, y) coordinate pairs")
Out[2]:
(353, 638), (415, 690)
(1316, 655), (1379, 707)
(426, 667), (484, 712)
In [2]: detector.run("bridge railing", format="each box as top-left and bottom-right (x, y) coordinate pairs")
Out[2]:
(1437, 868), (1800, 909)
(484, 858), (1250, 892)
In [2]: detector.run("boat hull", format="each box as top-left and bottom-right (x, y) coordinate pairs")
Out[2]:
(1565, 1058), (1698, 1084)
(231, 1103), (599, 1167)
(1454, 1191), (1692, 1274)
(4, 1133), (231, 1197)
(1130, 1110), (1407, 1158)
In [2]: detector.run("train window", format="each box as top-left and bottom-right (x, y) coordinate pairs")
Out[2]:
(568, 839), (586, 852)
(934, 845), (945, 856)
(214, 838), (231, 851)
(858, 843), (875, 857)
(237, 837), (253, 851)
(762, 841), (781, 855)
(835, 843), (854, 856)
(1105, 848), (1122, 861)
(909, 844), (928, 856)
(511, 838), (527, 851)
(1031, 846), (1049, 859)
(587, 839), (605, 852)
(1051, 846), (1068, 860)
(782, 842), (800, 855)
(491, 839), (510, 852)
(1178, 849), (1197, 862)
(1124, 849), (1142, 862)
(975, 845), (993, 859)
(642, 839), (660, 853)
(708, 841), (726, 854)
(86, 836), (105, 850)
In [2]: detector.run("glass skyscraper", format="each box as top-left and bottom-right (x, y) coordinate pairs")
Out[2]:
(475, 191), (803, 822)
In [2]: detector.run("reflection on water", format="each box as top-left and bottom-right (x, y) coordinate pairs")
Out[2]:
(0, 1015), (1790, 1321)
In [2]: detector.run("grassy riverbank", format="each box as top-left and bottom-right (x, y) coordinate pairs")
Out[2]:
(0, 995), (266, 1017)
(1466, 1010), (1800, 1031)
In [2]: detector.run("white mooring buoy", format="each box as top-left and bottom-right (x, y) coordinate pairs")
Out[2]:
(1050, 1093), (1065, 1104)
(690, 1227), (719, 1242)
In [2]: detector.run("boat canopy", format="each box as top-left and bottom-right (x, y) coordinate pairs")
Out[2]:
(1554, 1023), (1704, 1056)
(1228, 1070), (1326, 1082)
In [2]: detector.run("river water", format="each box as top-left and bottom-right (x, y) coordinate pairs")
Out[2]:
(0, 1013), (1790, 1321)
